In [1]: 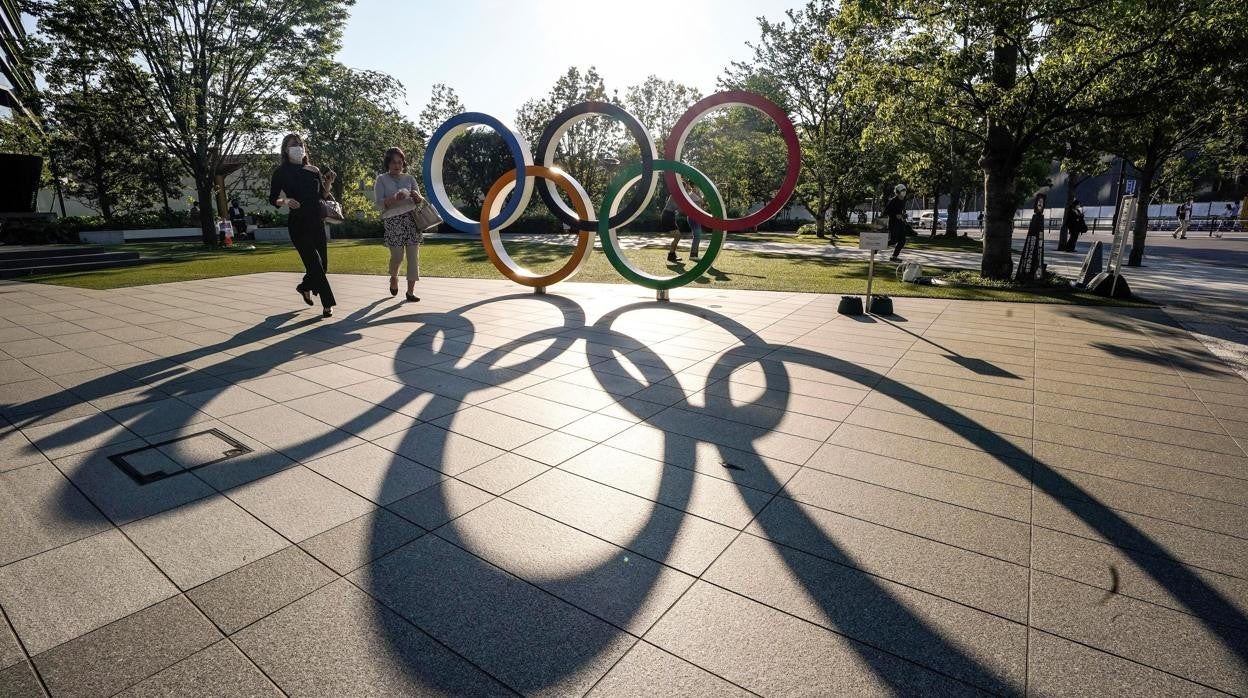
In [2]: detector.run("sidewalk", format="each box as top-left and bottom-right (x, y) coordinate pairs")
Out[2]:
(1, 273), (1246, 696)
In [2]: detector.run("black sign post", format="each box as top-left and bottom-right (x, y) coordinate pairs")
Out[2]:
(1015, 234), (1041, 284)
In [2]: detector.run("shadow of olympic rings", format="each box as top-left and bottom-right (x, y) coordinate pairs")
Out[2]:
(20, 291), (1248, 695)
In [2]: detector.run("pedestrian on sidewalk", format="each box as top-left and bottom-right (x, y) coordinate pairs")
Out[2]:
(883, 184), (909, 261)
(269, 133), (337, 318)
(1214, 203), (1235, 237)
(1173, 198), (1192, 239)
(1060, 198), (1087, 252)
(663, 191), (682, 263)
(686, 188), (706, 261)
(375, 146), (424, 303)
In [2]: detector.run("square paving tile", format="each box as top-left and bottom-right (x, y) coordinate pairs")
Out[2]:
(645, 582), (982, 696)
(440, 498), (695, 635)
(176, 385), (275, 419)
(186, 545), (337, 635)
(285, 390), (415, 441)
(371, 423), (504, 476)
(1030, 571), (1248, 694)
(507, 468), (737, 576)
(458, 453), (549, 495)
(114, 640), (281, 698)
(304, 442), (442, 505)
(237, 373), (328, 403)
(0, 615), (23, 671)
(0, 461), (111, 566)
(348, 535), (635, 695)
(432, 405), (551, 451)
(225, 465), (375, 542)
(32, 595), (222, 698)
(220, 403), (363, 463)
(233, 579), (509, 696)
(0, 661), (43, 697)
(299, 509), (425, 575)
(122, 495), (288, 590)
(385, 478), (494, 530)
(0, 529), (178, 654)
(587, 641), (752, 697)
(21, 412), (136, 461)
(290, 363), (376, 390)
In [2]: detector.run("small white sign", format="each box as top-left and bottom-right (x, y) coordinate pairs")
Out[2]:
(859, 232), (889, 251)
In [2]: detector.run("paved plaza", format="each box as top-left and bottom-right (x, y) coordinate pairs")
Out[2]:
(1, 272), (1247, 696)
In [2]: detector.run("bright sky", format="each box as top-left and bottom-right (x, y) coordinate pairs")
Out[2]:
(337, 0), (805, 125)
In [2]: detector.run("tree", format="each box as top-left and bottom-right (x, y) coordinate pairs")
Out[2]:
(723, 1), (879, 237)
(514, 67), (627, 205)
(290, 61), (421, 208)
(683, 107), (790, 219)
(27, 0), (354, 245)
(622, 75), (702, 155)
(24, 0), (179, 223)
(1112, 57), (1248, 265)
(838, 0), (1248, 278)
(417, 83), (466, 140)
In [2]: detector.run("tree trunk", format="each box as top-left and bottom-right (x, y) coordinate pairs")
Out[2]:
(195, 175), (216, 247)
(945, 185), (960, 237)
(1126, 154), (1159, 267)
(981, 164), (1017, 278)
(980, 27), (1019, 279)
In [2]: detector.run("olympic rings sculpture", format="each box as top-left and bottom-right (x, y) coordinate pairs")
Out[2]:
(423, 90), (801, 297)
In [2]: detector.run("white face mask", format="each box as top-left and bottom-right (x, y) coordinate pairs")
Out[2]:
(286, 146), (304, 163)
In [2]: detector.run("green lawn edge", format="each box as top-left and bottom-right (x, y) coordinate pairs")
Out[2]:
(22, 238), (1150, 307)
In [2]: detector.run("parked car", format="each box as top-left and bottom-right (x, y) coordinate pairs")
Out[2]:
(917, 211), (949, 227)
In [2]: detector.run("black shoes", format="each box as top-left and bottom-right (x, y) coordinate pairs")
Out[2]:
(405, 293), (420, 302)
(297, 287), (313, 306)
(322, 307), (333, 318)
(389, 277), (398, 297)
(667, 253), (680, 262)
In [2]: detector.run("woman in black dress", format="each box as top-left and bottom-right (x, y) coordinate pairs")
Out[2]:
(269, 133), (337, 317)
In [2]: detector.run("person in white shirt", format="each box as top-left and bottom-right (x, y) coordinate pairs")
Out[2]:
(374, 147), (423, 302)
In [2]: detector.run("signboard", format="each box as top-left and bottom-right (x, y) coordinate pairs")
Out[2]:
(1109, 195), (1137, 273)
(1014, 235), (1041, 283)
(1075, 241), (1103, 288)
(1125, 179), (1137, 196)
(859, 232), (889, 251)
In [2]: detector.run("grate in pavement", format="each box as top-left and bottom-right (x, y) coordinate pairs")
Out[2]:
(109, 429), (252, 485)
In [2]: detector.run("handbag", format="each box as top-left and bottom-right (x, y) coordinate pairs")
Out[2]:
(411, 199), (443, 231)
(320, 197), (345, 225)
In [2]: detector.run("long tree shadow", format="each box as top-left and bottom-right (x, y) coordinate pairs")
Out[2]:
(12, 287), (1247, 695)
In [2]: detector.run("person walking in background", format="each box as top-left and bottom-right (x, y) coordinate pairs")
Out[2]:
(883, 184), (909, 261)
(1214, 203), (1234, 237)
(375, 147), (423, 302)
(1173, 198), (1192, 239)
(686, 188), (707, 261)
(1060, 198), (1087, 251)
(228, 198), (248, 241)
(662, 193), (682, 263)
(269, 133), (337, 318)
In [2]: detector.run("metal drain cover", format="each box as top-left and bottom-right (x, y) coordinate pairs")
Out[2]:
(110, 429), (252, 485)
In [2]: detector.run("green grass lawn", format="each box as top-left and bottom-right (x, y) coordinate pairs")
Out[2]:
(738, 230), (985, 252)
(25, 238), (1143, 306)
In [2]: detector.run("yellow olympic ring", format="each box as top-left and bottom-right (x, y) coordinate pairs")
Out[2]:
(479, 166), (593, 288)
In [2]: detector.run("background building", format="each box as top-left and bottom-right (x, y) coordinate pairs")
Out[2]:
(0, 0), (36, 125)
